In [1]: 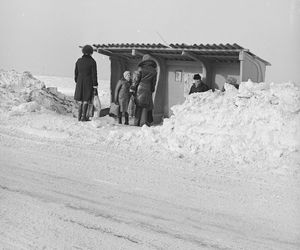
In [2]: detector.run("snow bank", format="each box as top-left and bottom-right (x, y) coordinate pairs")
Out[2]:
(35, 75), (76, 96)
(113, 81), (300, 166)
(10, 101), (41, 115)
(1, 69), (299, 167)
(36, 75), (111, 108)
(0, 70), (77, 115)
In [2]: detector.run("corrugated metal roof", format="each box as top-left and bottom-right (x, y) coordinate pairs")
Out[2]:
(91, 43), (270, 65)
(168, 43), (244, 50)
(93, 43), (169, 49)
(93, 43), (244, 50)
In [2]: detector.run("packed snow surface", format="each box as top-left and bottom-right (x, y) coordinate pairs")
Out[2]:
(0, 70), (299, 249)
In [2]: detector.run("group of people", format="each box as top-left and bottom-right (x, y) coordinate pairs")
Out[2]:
(74, 45), (157, 126)
(74, 44), (210, 126)
(114, 54), (157, 126)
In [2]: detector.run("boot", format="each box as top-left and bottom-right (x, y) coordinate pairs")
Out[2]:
(124, 112), (129, 125)
(134, 107), (142, 126)
(78, 103), (83, 121)
(80, 103), (89, 122)
(118, 115), (122, 124)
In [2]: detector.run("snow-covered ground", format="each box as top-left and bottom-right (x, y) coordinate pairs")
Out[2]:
(0, 69), (299, 249)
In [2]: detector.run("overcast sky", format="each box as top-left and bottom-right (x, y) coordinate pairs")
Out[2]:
(0, 0), (299, 83)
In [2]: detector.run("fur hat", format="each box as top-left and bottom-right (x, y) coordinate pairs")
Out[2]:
(123, 71), (131, 79)
(82, 45), (94, 55)
(138, 54), (156, 68)
(193, 74), (201, 80)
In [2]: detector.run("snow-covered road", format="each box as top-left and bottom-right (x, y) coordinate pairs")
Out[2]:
(0, 71), (299, 249)
(0, 116), (299, 250)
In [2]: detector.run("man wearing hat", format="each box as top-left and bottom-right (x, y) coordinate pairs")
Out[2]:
(189, 74), (210, 94)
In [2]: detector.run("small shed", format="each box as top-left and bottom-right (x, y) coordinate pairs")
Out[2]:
(92, 43), (271, 123)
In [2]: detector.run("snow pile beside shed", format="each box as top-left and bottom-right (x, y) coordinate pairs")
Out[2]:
(117, 80), (300, 166)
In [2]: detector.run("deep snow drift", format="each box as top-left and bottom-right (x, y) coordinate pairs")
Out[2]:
(36, 74), (111, 108)
(110, 81), (300, 172)
(0, 69), (78, 116)
(1, 69), (299, 171)
(0, 69), (300, 249)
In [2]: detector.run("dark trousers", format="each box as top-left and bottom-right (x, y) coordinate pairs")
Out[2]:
(118, 111), (129, 124)
(134, 106), (153, 126)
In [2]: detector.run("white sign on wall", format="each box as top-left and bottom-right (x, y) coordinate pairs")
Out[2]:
(175, 70), (182, 82)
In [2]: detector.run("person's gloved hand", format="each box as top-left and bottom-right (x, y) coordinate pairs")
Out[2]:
(93, 88), (98, 96)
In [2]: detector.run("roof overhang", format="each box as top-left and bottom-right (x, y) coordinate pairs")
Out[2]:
(83, 43), (271, 65)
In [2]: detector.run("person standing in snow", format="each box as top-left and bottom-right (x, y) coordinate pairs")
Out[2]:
(127, 71), (139, 118)
(114, 71), (131, 125)
(189, 74), (210, 94)
(133, 54), (157, 127)
(74, 45), (98, 121)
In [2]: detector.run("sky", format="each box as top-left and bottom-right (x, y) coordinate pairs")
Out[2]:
(0, 0), (299, 83)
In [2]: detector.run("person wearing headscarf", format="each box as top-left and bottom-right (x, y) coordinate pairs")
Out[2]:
(114, 71), (131, 125)
(74, 45), (98, 121)
(133, 54), (157, 126)
(189, 74), (209, 94)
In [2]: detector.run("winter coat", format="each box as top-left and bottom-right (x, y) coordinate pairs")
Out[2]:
(135, 60), (157, 109)
(74, 55), (98, 102)
(128, 95), (136, 117)
(189, 81), (210, 94)
(114, 78), (131, 113)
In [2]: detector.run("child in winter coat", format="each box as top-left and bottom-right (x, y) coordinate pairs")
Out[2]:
(127, 71), (139, 118)
(114, 71), (131, 125)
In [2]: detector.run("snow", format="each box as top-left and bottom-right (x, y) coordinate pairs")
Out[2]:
(0, 69), (299, 249)
(36, 75), (111, 108)
(112, 80), (300, 172)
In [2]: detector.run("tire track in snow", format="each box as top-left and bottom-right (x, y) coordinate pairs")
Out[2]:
(59, 217), (140, 244)
(0, 183), (230, 250)
(1, 123), (299, 249)
(2, 167), (297, 250)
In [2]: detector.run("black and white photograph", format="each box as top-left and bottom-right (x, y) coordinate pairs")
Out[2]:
(0, 0), (299, 249)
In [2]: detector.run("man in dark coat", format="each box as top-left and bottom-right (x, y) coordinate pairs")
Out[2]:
(133, 54), (157, 126)
(74, 45), (98, 121)
(189, 74), (210, 94)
